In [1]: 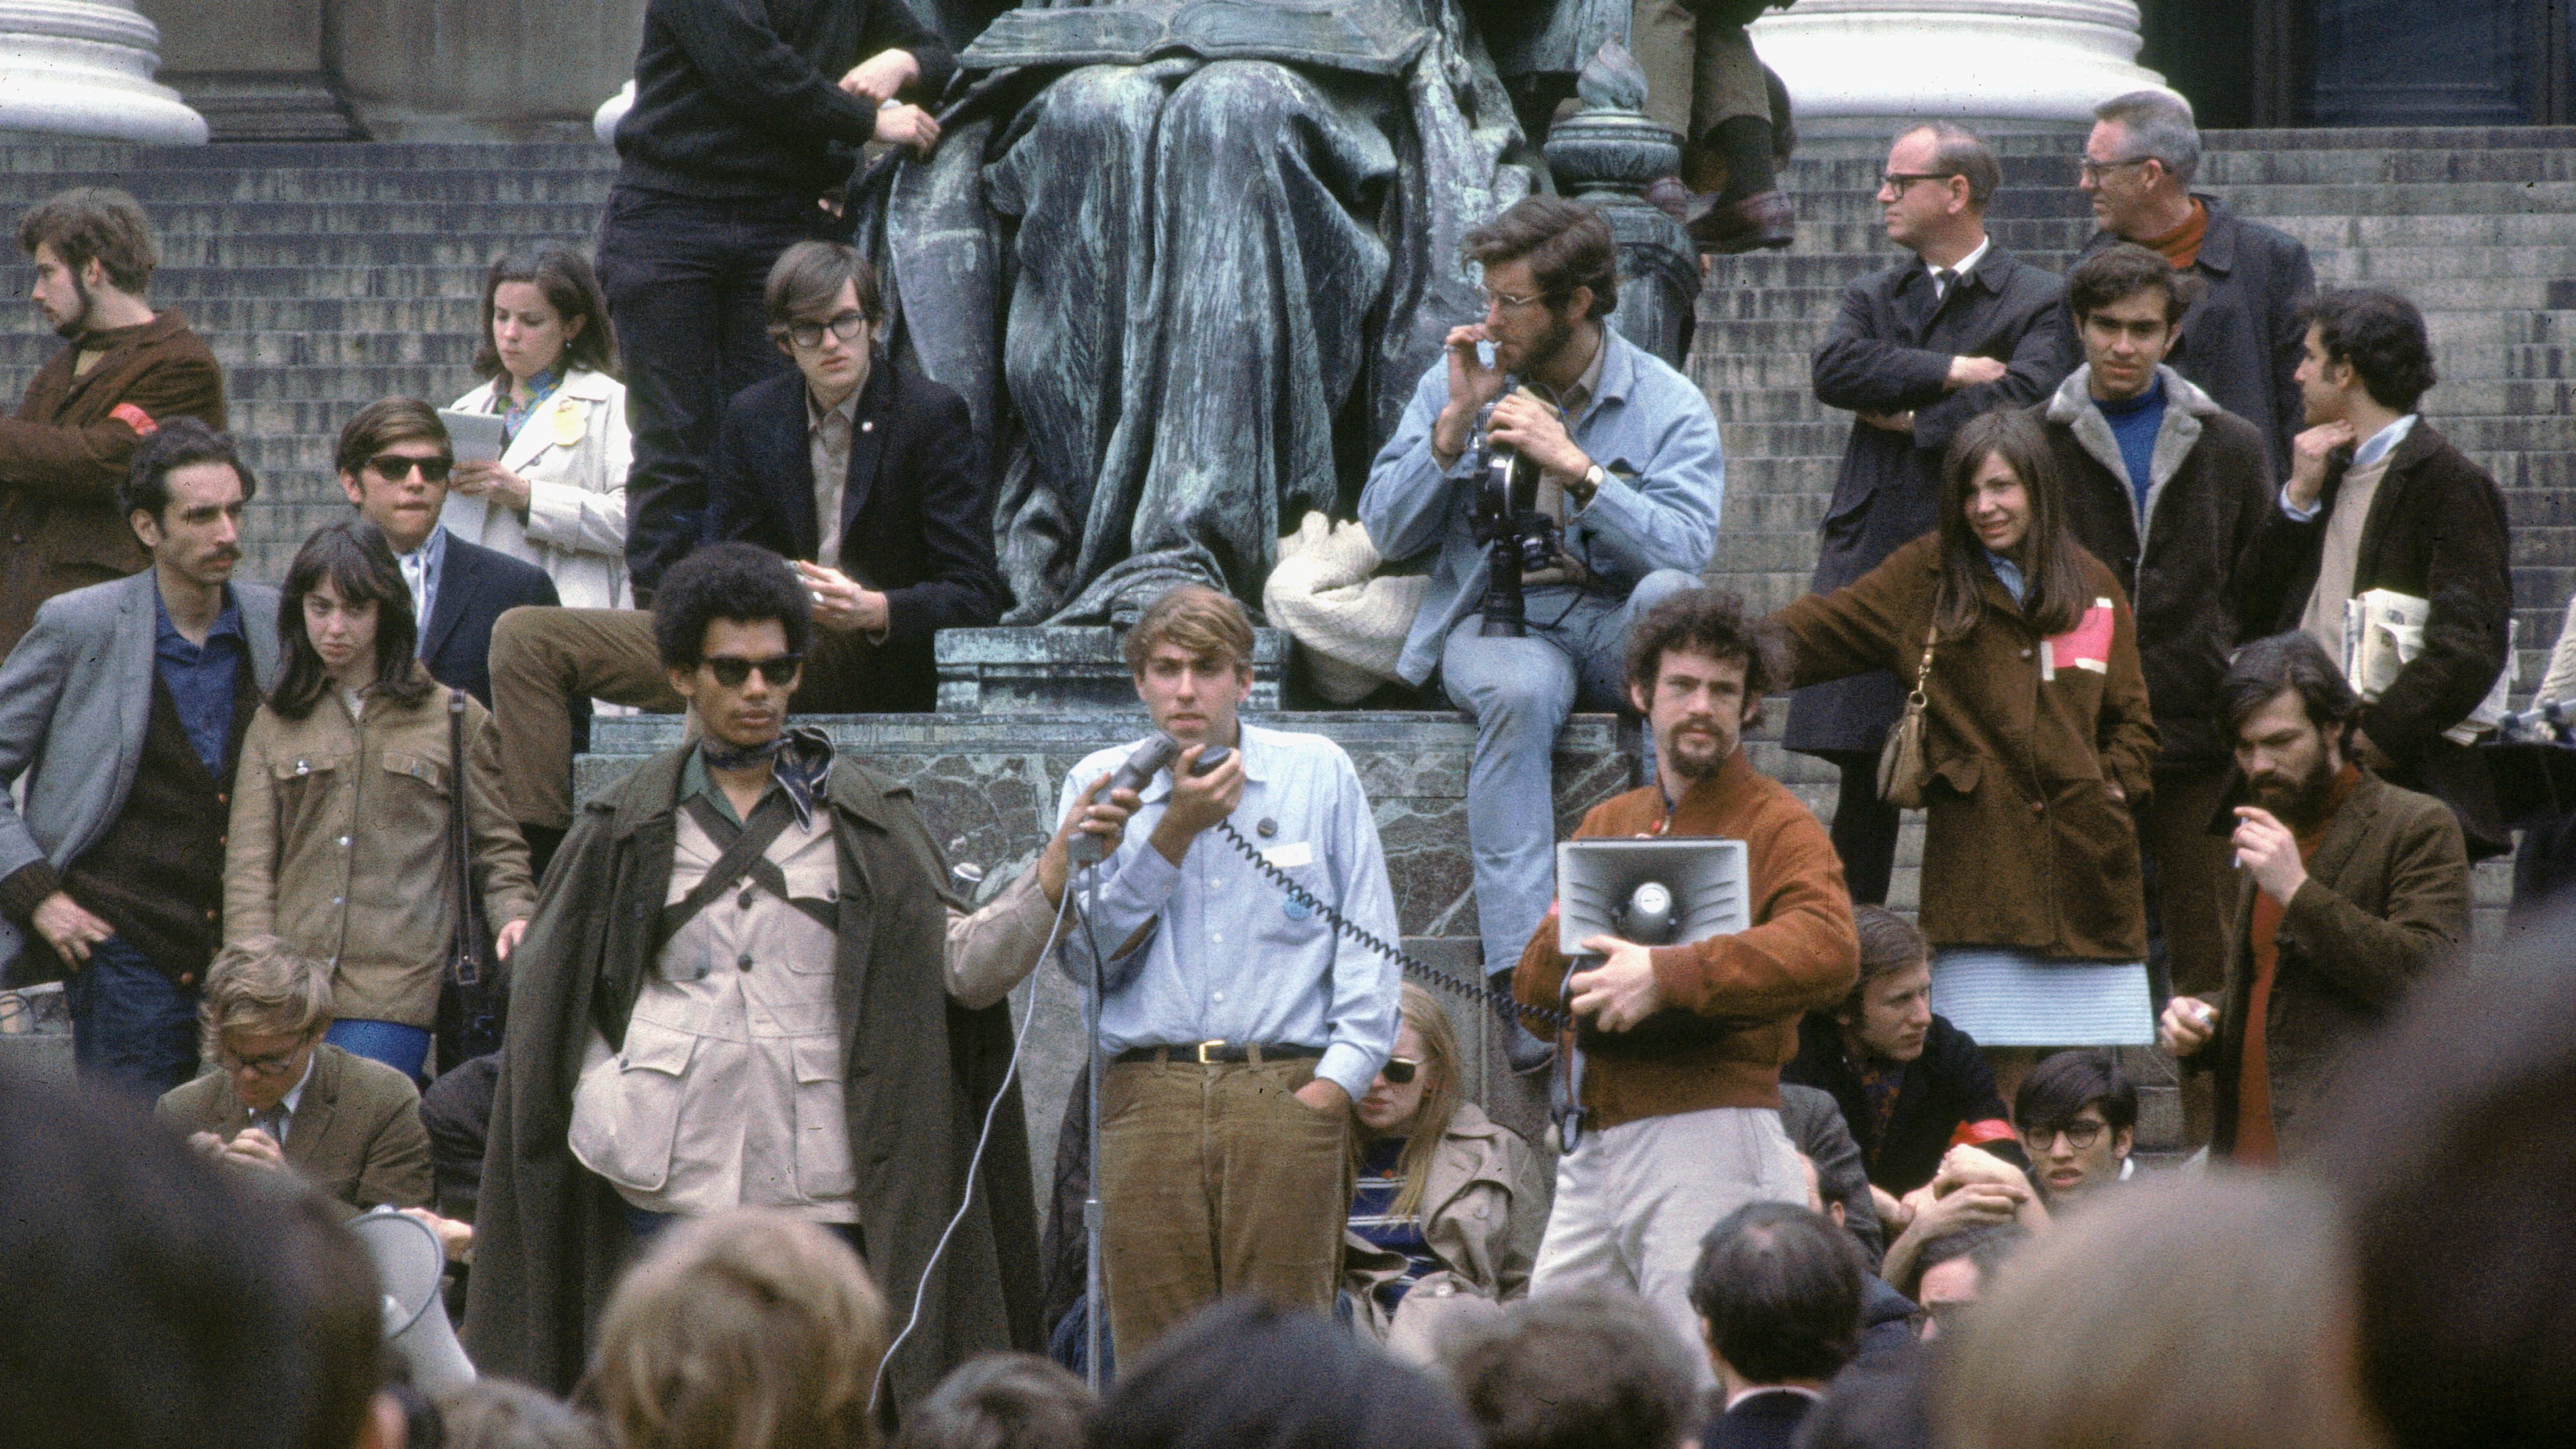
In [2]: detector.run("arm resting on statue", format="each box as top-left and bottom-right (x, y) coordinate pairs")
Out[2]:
(649, 0), (893, 145)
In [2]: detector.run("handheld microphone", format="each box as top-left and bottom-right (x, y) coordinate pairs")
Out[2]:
(1068, 733), (1237, 864)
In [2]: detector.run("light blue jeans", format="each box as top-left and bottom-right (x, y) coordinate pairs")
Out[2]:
(1439, 570), (1701, 978)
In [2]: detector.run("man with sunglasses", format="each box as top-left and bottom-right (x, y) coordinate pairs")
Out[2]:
(156, 933), (433, 1212)
(1360, 196), (1722, 1073)
(469, 542), (1126, 1400)
(1789, 120), (2066, 914)
(335, 396), (561, 710)
(2063, 90), (2314, 475)
(487, 242), (1001, 876)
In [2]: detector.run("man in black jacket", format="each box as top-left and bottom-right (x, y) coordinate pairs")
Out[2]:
(1787, 121), (2066, 904)
(1782, 906), (2022, 1208)
(2035, 243), (2274, 1007)
(2237, 287), (2514, 858)
(2066, 89), (2315, 475)
(603, 0), (955, 602)
(490, 245), (1002, 865)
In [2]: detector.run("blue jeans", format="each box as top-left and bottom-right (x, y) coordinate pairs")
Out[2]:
(326, 1019), (433, 1080)
(1440, 570), (1700, 977)
(594, 185), (825, 595)
(64, 933), (201, 1102)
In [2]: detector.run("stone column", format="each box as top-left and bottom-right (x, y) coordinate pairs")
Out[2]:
(1545, 46), (1697, 371)
(0, 0), (206, 143)
(1748, 0), (2174, 133)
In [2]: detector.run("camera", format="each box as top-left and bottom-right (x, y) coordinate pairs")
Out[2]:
(1469, 384), (1564, 639)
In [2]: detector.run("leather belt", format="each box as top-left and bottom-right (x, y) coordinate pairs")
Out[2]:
(1114, 1041), (1326, 1065)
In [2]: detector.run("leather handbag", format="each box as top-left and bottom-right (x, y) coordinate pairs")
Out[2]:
(1876, 626), (1940, 810)
(434, 689), (505, 1066)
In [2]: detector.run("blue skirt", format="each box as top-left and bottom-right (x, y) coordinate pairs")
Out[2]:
(1929, 948), (2156, 1047)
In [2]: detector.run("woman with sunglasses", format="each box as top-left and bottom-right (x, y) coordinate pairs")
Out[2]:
(1770, 409), (2157, 1100)
(223, 520), (536, 1080)
(1342, 983), (1552, 1343)
(444, 246), (633, 611)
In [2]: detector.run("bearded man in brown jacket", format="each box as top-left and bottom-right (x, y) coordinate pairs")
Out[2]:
(1, 188), (226, 658)
(1515, 587), (1859, 1388)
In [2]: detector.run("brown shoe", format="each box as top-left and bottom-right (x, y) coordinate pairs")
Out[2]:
(1688, 189), (1795, 254)
(1643, 176), (1699, 224)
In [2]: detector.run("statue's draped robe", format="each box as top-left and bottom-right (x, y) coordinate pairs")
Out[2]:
(884, 0), (1552, 622)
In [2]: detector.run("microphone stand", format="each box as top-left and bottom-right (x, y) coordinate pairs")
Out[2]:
(1080, 850), (1107, 1394)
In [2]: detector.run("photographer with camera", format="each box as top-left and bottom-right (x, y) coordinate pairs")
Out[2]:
(1359, 197), (1725, 1073)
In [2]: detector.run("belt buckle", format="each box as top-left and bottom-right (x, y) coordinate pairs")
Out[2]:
(1196, 1040), (1225, 1064)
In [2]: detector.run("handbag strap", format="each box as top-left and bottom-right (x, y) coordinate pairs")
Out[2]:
(1906, 625), (1938, 706)
(446, 691), (482, 985)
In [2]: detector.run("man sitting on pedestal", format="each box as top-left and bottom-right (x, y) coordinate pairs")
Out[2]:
(1362, 197), (1723, 1072)
(488, 244), (1003, 871)
(1513, 586), (1858, 1387)
(467, 542), (1123, 1406)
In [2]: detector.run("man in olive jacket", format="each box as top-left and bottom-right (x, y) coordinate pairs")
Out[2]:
(2160, 633), (2467, 1165)
(465, 544), (1125, 1407)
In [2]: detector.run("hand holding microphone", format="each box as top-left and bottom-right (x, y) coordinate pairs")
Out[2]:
(1068, 733), (1239, 868)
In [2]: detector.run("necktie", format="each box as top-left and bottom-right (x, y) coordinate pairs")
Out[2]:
(1932, 267), (1956, 301)
(258, 1105), (289, 1146)
(399, 550), (428, 627)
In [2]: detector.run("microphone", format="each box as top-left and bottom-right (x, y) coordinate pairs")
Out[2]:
(1069, 733), (1237, 864)
(1619, 881), (1677, 945)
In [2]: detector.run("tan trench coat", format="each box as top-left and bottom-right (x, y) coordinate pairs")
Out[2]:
(225, 683), (535, 1027)
(1343, 1100), (1552, 1340)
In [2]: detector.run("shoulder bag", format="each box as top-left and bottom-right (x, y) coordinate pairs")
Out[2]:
(1875, 626), (1940, 810)
(434, 689), (506, 1066)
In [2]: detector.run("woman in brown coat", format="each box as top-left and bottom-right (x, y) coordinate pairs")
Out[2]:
(1772, 411), (2158, 1076)
(225, 520), (534, 1080)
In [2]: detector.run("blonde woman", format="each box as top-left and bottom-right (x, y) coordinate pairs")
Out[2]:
(1343, 983), (1552, 1340)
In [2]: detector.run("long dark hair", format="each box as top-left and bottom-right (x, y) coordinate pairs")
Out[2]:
(472, 245), (619, 382)
(1932, 409), (2088, 640)
(270, 520), (434, 721)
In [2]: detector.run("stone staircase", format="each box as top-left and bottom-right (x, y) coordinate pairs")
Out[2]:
(0, 142), (619, 579)
(1697, 126), (2576, 957)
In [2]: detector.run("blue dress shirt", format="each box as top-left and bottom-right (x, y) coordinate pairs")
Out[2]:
(154, 585), (246, 774)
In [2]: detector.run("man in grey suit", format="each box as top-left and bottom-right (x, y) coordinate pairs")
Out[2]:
(0, 418), (281, 1099)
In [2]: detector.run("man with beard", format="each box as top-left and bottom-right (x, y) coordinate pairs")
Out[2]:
(1512, 587), (1857, 1385)
(2159, 631), (2468, 1166)
(1362, 197), (1722, 1073)
(0, 421), (279, 1099)
(0, 188), (227, 658)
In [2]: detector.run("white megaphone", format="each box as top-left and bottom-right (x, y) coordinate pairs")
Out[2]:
(349, 1207), (477, 1394)
(1555, 838), (1751, 954)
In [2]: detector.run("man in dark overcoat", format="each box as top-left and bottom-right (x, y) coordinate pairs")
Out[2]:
(1786, 121), (2067, 905)
(465, 543), (1127, 1412)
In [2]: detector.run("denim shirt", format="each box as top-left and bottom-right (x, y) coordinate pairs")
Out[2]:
(1358, 326), (1727, 685)
(154, 584), (246, 774)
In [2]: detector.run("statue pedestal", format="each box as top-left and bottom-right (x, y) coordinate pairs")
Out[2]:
(1750, 0), (2173, 135)
(0, 0), (206, 143)
(575, 626), (1641, 1186)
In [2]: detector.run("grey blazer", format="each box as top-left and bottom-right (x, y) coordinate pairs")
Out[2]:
(0, 570), (282, 974)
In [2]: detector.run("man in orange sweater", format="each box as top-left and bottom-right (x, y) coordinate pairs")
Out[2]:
(1515, 587), (1859, 1383)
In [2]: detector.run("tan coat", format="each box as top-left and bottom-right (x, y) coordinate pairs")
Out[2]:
(225, 684), (536, 1028)
(1343, 1100), (1552, 1340)
(1775, 534), (2158, 962)
(443, 368), (633, 610)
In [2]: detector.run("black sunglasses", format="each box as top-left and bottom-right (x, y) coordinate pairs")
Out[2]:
(366, 452), (452, 484)
(1380, 1056), (1421, 1086)
(702, 653), (802, 688)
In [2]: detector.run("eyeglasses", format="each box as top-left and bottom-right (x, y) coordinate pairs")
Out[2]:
(2076, 156), (2151, 183)
(366, 453), (452, 484)
(786, 311), (868, 350)
(1881, 171), (1953, 193)
(702, 653), (802, 688)
(1380, 1057), (1421, 1086)
(1907, 1300), (1967, 1336)
(219, 1039), (309, 1078)
(1480, 287), (1553, 314)
(2019, 1119), (2109, 1150)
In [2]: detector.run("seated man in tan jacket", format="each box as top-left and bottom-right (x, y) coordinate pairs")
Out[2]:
(158, 934), (432, 1212)
(1515, 587), (1859, 1386)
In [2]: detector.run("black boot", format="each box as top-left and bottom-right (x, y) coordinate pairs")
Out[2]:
(1495, 970), (1557, 1074)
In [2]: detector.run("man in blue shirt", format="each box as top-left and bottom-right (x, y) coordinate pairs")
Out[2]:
(2037, 243), (2274, 1017)
(1359, 197), (1722, 1072)
(0, 419), (282, 1099)
(1061, 583), (1399, 1360)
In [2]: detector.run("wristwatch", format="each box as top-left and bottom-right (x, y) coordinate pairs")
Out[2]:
(1573, 462), (1607, 505)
